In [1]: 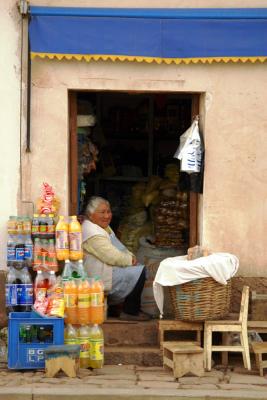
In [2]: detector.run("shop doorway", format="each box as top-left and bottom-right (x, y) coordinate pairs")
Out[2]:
(69, 90), (200, 250)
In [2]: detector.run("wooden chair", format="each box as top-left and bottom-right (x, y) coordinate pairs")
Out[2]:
(204, 285), (251, 371)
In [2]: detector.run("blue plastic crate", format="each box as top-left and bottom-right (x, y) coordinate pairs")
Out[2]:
(8, 311), (64, 369)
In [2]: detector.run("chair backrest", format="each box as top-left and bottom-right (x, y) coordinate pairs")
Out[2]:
(239, 285), (250, 325)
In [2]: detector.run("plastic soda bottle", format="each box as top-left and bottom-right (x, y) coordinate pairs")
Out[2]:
(5, 266), (18, 313)
(24, 234), (33, 264)
(33, 238), (42, 269)
(47, 214), (55, 239)
(17, 266), (33, 312)
(69, 216), (83, 261)
(55, 216), (69, 260)
(31, 214), (39, 239)
(77, 325), (90, 368)
(64, 324), (77, 345)
(77, 279), (90, 325)
(47, 239), (57, 271)
(90, 278), (104, 325)
(64, 279), (77, 324)
(34, 270), (48, 301)
(89, 324), (104, 369)
(7, 234), (16, 267)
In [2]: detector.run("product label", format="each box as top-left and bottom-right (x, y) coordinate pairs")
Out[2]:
(15, 247), (25, 261)
(91, 293), (102, 307)
(69, 232), (82, 251)
(39, 224), (47, 234)
(47, 224), (55, 234)
(31, 225), (39, 234)
(78, 337), (90, 358)
(7, 247), (16, 261)
(64, 293), (77, 308)
(89, 338), (104, 361)
(17, 284), (33, 305)
(25, 244), (33, 260)
(35, 288), (47, 301)
(65, 338), (77, 345)
(56, 230), (69, 250)
(5, 284), (18, 306)
(78, 294), (90, 308)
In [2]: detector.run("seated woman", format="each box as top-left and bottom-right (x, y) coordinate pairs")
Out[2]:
(82, 196), (150, 321)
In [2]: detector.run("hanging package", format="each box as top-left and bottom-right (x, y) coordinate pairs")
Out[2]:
(174, 119), (202, 174)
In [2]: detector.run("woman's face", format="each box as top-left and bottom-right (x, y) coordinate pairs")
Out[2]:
(89, 202), (112, 229)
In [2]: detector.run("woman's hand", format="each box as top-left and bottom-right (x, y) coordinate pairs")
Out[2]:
(132, 256), (138, 266)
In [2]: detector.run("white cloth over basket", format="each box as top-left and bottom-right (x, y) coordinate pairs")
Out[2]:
(153, 252), (239, 316)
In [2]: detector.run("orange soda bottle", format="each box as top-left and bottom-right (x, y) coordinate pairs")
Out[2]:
(77, 279), (90, 325)
(90, 278), (104, 325)
(55, 216), (69, 260)
(69, 216), (83, 261)
(64, 279), (77, 324)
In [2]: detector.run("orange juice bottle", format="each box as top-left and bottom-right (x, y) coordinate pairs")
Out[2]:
(91, 278), (104, 325)
(77, 279), (90, 325)
(64, 279), (77, 324)
(69, 216), (83, 261)
(55, 216), (69, 260)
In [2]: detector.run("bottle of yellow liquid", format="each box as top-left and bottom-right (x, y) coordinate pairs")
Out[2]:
(77, 324), (91, 368)
(55, 216), (69, 260)
(69, 216), (83, 261)
(64, 324), (77, 345)
(89, 324), (104, 369)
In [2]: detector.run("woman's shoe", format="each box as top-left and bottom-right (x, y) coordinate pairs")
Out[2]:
(119, 311), (151, 321)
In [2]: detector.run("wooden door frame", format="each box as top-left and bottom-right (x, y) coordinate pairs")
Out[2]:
(69, 90), (199, 247)
(189, 94), (199, 247)
(69, 91), (78, 215)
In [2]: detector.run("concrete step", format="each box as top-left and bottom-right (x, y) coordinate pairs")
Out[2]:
(105, 345), (162, 366)
(103, 318), (159, 346)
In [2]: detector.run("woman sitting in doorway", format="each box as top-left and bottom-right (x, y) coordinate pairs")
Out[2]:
(82, 196), (150, 321)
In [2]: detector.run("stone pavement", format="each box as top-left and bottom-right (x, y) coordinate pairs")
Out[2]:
(1, 362), (267, 399)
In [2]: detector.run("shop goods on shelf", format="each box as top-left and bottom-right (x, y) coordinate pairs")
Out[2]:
(8, 311), (64, 369)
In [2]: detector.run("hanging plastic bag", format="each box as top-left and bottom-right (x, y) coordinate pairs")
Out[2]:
(174, 118), (202, 174)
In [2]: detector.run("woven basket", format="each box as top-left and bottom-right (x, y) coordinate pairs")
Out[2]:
(169, 277), (231, 321)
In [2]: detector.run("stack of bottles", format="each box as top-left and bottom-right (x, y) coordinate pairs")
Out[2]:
(55, 215), (83, 261)
(7, 216), (33, 267)
(32, 213), (57, 271)
(62, 259), (105, 369)
(6, 216), (34, 312)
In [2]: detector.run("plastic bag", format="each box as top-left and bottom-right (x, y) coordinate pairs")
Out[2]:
(174, 119), (202, 174)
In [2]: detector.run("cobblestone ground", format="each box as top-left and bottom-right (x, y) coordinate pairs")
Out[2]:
(0, 361), (267, 395)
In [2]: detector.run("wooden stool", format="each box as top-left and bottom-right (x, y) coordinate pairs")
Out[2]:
(44, 345), (80, 378)
(251, 342), (267, 377)
(158, 320), (203, 349)
(163, 341), (204, 378)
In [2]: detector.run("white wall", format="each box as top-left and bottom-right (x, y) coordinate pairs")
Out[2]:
(0, 0), (21, 268)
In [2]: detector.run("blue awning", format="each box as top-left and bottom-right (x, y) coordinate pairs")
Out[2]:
(29, 7), (267, 64)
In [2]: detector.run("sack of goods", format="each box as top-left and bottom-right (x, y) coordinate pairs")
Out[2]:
(154, 197), (188, 248)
